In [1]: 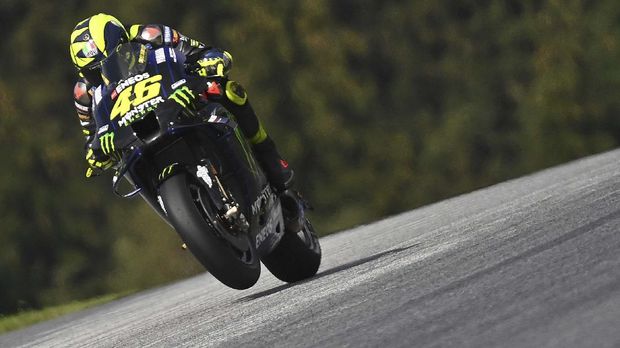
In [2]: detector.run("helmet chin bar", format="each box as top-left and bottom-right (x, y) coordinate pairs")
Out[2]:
(81, 64), (104, 86)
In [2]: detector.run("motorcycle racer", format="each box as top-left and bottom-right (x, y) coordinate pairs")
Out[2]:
(69, 13), (293, 192)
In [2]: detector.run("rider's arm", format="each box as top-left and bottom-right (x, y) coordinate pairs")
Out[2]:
(73, 78), (95, 139)
(128, 24), (206, 57)
(73, 79), (113, 177)
(128, 24), (233, 77)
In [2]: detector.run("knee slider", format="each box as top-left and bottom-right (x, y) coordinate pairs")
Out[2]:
(225, 80), (248, 106)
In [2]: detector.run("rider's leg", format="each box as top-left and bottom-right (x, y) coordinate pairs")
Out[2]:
(205, 78), (293, 193)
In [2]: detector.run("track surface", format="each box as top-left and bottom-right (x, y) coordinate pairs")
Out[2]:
(2, 150), (620, 347)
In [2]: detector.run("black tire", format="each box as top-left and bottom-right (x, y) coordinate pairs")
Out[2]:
(261, 218), (322, 283)
(159, 172), (260, 289)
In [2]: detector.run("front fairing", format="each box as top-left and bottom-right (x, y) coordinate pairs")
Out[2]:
(91, 43), (192, 154)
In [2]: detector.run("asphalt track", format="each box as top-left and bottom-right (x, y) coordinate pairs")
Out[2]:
(2, 149), (620, 347)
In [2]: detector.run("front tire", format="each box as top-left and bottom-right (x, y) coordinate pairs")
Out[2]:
(261, 218), (321, 283)
(159, 172), (260, 289)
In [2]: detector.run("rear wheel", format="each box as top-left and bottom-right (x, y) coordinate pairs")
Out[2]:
(159, 172), (260, 289)
(261, 218), (321, 283)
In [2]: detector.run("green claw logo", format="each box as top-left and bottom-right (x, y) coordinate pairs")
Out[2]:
(158, 164), (176, 181)
(100, 132), (115, 155)
(169, 86), (194, 107)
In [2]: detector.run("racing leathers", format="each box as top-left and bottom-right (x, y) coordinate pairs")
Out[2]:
(74, 24), (292, 191)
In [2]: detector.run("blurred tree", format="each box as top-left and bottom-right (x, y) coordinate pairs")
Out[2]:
(518, 0), (620, 171)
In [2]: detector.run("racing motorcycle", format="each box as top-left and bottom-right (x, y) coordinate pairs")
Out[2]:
(90, 42), (321, 289)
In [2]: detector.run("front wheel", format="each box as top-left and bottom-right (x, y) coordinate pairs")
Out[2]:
(159, 172), (260, 289)
(261, 218), (322, 283)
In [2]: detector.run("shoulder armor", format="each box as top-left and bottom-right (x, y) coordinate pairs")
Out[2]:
(73, 80), (94, 133)
(130, 24), (180, 47)
(73, 80), (91, 107)
(130, 24), (162, 46)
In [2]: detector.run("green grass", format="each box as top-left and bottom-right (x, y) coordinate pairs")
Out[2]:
(0, 292), (131, 334)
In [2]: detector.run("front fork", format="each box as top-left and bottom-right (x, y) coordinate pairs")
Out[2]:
(157, 160), (250, 233)
(197, 159), (250, 232)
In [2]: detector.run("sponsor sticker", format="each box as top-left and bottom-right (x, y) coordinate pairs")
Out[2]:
(196, 166), (213, 188)
(97, 124), (109, 134)
(155, 48), (166, 64)
(164, 27), (171, 44)
(117, 96), (165, 127)
(251, 187), (273, 215)
(74, 102), (89, 112)
(94, 86), (103, 104)
(256, 205), (283, 249)
(82, 40), (99, 58)
(171, 79), (186, 90)
(111, 74), (163, 121)
(115, 72), (151, 94)
(138, 45), (147, 64)
(168, 48), (177, 63)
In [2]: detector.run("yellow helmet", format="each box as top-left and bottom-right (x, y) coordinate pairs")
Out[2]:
(69, 13), (129, 83)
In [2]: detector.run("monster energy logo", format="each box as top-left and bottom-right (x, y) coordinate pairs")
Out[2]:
(100, 132), (115, 155)
(169, 86), (194, 107)
(158, 164), (176, 181)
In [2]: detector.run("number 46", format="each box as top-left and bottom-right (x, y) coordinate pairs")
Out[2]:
(110, 75), (162, 120)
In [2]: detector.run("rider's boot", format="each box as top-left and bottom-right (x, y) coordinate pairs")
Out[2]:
(252, 138), (302, 232)
(252, 137), (294, 193)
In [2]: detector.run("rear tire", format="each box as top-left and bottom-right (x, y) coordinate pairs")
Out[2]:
(261, 218), (321, 283)
(159, 172), (260, 289)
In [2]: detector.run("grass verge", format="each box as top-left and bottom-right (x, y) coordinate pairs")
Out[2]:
(0, 292), (131, 334)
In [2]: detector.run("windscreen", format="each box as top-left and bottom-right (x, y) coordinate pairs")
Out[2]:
(100, 42), (148, 85)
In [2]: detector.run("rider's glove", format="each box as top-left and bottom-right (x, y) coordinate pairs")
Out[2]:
(85, 148), (114, 178)
(194, 50), (233, 77)
(85, 167), (100, 178)
(196, 57), (226, 77)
